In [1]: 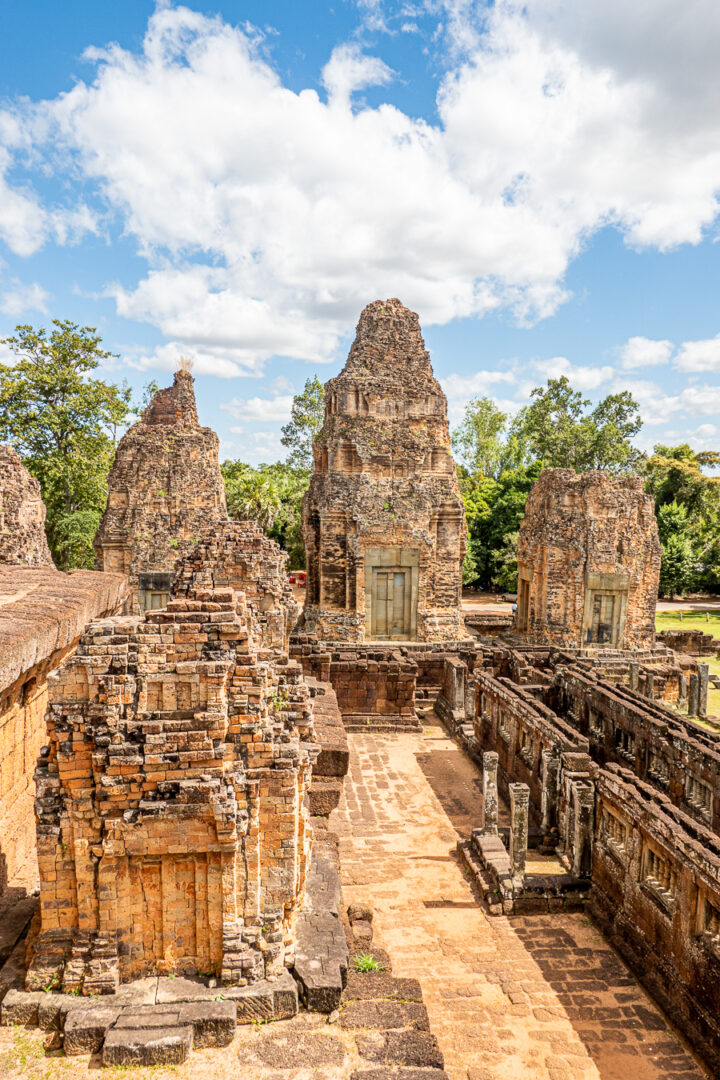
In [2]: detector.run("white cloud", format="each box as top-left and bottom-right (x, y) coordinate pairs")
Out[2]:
(619, 336), (673, 370)
(678, 384), (720, 416)
(0, 2), (719, 371)
(674, 333), (720, 373)
(122, 341), (265, 379)
(696, 423), (717, 438)
(441, 369), (516, 400)
(220, 427), (286, 465)
(534, 355), (614, 391)
(0, 280), (50, 317)
(220, 393), (294, 422)
(321, 44), (394, 106)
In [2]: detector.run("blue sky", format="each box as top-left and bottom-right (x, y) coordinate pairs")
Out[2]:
(1, 0), (720, 464)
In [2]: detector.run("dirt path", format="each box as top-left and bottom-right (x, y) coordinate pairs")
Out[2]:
(330, 725), (709, 1080)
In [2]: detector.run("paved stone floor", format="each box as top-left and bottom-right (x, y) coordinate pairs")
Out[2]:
(331, 724), (709, 1080)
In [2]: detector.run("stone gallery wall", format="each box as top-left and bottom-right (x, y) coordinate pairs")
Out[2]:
(27, 540), (317, 994)
(516, 469), (661, 649)
(301, 299), (466, 642)
(0, 446), (54, 567)
(0, 567), (128, 897)
(93, 371), (228, 613)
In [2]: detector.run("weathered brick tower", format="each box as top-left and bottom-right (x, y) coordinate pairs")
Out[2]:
(94, 370), (228, 613)
(516, 468), (661, 649)
(301, 298), (466, 642)
(28, 528), (316, 993)
(0, 446), (54, 566)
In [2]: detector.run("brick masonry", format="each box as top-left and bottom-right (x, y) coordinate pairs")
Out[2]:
(93, 371), (228, 614)
(0, 446), (54, 567)
(301, 299), (466, 642)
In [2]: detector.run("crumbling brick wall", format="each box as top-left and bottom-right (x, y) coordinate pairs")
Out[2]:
(516, 469), (661, 649)
(172, 520), (300, 652)
(301, 299), (466, 642)
(0, 446), (54, 567)
(93, 371), (228, 613)
(0, 567), (127, 897)
(27, 530), (318, 994)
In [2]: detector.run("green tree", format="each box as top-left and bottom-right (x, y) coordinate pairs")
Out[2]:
(452, 397), (509, 478)
(0, 320), (133, 569)
(657, 502), (696, 598)
(222, 461), (281, 530)
(510, 377), (642, 472)
(280, 375), (325, 470)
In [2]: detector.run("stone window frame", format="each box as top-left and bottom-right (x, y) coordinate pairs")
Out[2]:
(614, 726), (635, 765)
(647, 748), (670, 789)
(517, 727), (534, 769)
(685, 771), (713, 821)
(587, 708), (604, 742)
(497, 707), (512, 744)
(701, 895), (720, 956)
(599, 805), (628, 866)
(641, 842), (677, 916)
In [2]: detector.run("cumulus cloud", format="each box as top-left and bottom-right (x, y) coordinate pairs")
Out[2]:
(619, 336), (673, 370)
(220, 393), (295, 423)
(0, 280), (50, 317)
(534, 355), (614, 391)
(0, 2), (719, 372)
(441, 369), (517, 400)
(674, 333), (720, 373)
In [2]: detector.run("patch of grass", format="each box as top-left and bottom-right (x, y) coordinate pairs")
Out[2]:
(353, 953), (384, 972)
(655, 610), (720, 718)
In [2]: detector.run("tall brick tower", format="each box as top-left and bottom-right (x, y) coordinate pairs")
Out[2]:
(94, 370), (227, 613)
(301, 298), (466, 642)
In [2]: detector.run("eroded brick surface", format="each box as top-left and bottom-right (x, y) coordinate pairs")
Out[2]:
(301, 299), (466, 643)
(0, 446), (54, 568)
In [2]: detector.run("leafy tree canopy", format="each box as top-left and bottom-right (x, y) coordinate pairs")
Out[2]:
(0, 320), (133, 569)
(280, 374), (325, 470)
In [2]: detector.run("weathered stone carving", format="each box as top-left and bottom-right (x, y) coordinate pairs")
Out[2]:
(0, 446), (54, 567)
(0, 566), (128, 897)
(27, 534), (317, 994)
(516, 468), (661, 649)
(301, 298), (466, 642)
(94, 371), (228, 613)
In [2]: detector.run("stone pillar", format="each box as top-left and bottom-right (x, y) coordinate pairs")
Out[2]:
(541, 751), (560, 833)
(678, 672), (687, 704)
(688, 672), (700, 717)
(699, 663), (709, 720)
(572, 782), (594, 878)
(509, 783), (529, 882)
(645, 672), (655, 700)
(464, 678), (475, 722)
(629, 662), (639, 692)
(481, 751), (499, 835)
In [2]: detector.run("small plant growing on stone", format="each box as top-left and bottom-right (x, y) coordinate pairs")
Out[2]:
(169, 538), (180, 549)
(353, 953), (383, 972)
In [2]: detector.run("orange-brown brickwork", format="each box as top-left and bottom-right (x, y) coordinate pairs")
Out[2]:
(173, 521), (300, 652)
(516, 468), (661, 649)
(0, 567), (128, 897)
(301, 298), (466, 642)
(93, 370), (228, 613)
(27, 531), (318, 996)
(0, 446), (54, 567)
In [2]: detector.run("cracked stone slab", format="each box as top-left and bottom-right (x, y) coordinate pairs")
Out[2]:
(102, 1023), (194, 1066)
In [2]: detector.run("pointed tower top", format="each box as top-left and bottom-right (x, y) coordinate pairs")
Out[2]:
(142, 370), (199, 427)
(342, 298), (434, 381)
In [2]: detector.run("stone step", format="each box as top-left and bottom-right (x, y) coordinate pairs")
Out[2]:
(102, 1023), (194, 1067)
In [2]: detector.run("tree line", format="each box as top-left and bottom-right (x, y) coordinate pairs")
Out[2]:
(1, 322), (718, 597)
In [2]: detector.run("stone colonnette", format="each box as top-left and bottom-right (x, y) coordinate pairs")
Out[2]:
(0, 446), (54, 567)
(302, 298), (466, 642)
(516, 468), (661, 649)
(93, 371), (228, 613)
(0, 567), (128, 897)
(27, 528), (318, 995)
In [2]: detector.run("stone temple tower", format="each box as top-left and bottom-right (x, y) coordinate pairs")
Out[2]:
(0, 446), (54, 567)
(94, 370), (228, 613)
(301, 298), (466, 642)
(516, 468), (661, 649)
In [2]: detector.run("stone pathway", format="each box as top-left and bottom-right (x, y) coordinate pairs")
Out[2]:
(331, 724), (709, 1080)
